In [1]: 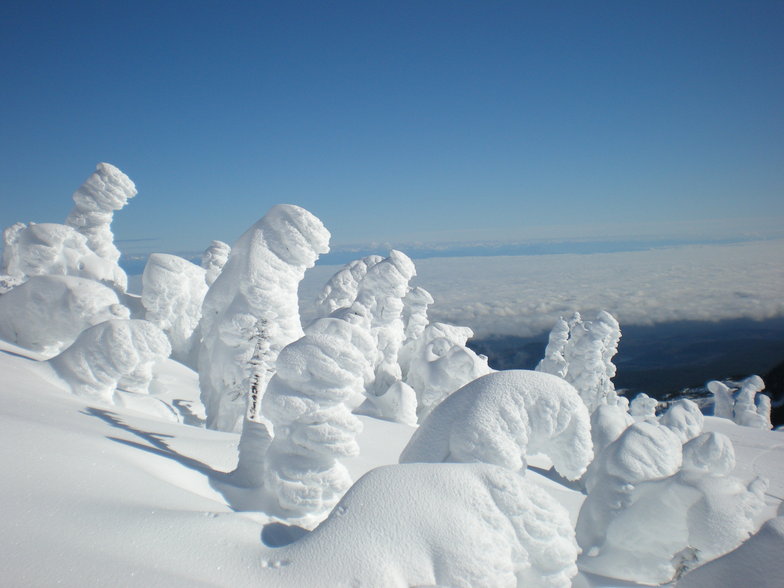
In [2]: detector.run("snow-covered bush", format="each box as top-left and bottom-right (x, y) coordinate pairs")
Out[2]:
(49, 318), (171, 403)
(260, 317), (374, 518)
(400, 370), (593, 481)
(404, 321), (493, 421)
(257, 463), (579, 588)
(200, 240), (230, 286)
(660, 398), (705, 443)
(577, 431), (767, 584)
(708, 375), (771, 429)
(536, 311), (621, 413)
(141, 253), (207, 366)
(197, 204), (330, 432)
(313, 254), (383, 317)
(0, 275), (129, 356)
(630, 392), (659, 422)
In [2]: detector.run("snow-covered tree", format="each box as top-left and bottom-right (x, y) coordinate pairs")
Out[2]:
(0, 275), (129, 356)
(141, 253), (208, 367)
(708, 375), (771, 429)
(401, 370), (593, 481)
(313, 254), (383, 317)
(49, 318), (171, 403)
(260, 317), (374, 519)
(197, 204), (330, 432)
(200, 240), (230, 286)
(629, 392), (659, 422)
(659, 398), (704, 443)
(536, 311), (621, 413)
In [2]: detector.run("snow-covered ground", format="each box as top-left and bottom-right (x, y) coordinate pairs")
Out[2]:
(1, 338), (782, 587)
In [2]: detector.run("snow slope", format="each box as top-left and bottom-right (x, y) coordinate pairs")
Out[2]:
(1, 339), (782, 586)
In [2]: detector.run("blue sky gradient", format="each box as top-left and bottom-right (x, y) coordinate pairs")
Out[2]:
(1, 1), (782, 255)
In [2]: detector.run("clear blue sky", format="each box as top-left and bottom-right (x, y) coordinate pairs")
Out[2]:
(1, 1), (782, 255)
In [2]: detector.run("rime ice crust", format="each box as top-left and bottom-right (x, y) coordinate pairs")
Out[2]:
(400, 370), (593, 481)
(258, 463), (579, 588)
(141, 253), (207, 366)
(65, 162), (137, 264)
(197, 204), (330, 432)
(0, 275), (129, 356)
(49, 318), (171, 403)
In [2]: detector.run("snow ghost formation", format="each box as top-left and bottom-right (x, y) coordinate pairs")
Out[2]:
(400, 370), (593, 481)
(260, 317), (374, 519)
(404, 321), (493, 422)
(200, 240), (231, 286)
(397, 285), (435, 375)
(50, 319), (171, 403)
(659, 398), (705, 443)
(197, 204), (330, 433)
(141, 253), (207, 366)
(708, 375), (772, 429)
(1, 163), (135, 293)
(257, 463), (579, 588)
(0, 275), (129, 356)
(536, 311), (621, 413)
(629, 392), (659, 422)
(313, 254), (383, 317)
(577, 430), (767, 584)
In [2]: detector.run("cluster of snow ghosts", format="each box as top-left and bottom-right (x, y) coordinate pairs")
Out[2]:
(709, 375), (772, 429)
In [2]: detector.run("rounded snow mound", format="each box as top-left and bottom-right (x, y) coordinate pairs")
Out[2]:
(0, 275), (128, 356)
(258, 463), (579, 588)
(400, 370), (593, 481)
(50, 319), (171, 403)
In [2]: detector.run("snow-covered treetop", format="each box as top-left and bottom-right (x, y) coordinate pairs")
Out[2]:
(65, 163), (137, 263)
(200, 240), (230, 286)
(314, 254), (383, 317)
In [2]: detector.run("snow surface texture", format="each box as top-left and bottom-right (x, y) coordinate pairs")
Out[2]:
(0, 275), (129, 356)
(261, 317), (374, 518)
(400, 370), (593, 481)
(536, 311), (621, 413)
(677, 515), (784, 588)
(257, 463), (579, 588)
(200, 239), (230, 286)
(403, 321), (493, 421)
(50, 318), (171, 403)
(708, 375), (772, 429)
(313, 254), (383, 317)
(142, 253), (207, 366)
(578, 430), (767, 584)
(198, 204), (330, 433)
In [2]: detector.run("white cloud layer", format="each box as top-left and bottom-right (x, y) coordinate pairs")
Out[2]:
(301, 239), (784, 338)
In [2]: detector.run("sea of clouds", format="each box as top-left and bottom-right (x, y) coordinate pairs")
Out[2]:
(300, 238), (784, 339)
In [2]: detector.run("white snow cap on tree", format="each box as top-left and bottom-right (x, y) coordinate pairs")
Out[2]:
(313, 254), (383, 317)
(707, 375), (771, 429)
(0, 275), (129, 356)
(536, 311), (621, 413)
(200, 240), (231, 286)
(1, 222), (129, 292)
(261, 317), (374, 519)
(65, 162), (137, 264)
(198, 204), (330, 432)
(256, 463), (579, 588)
(141, 253), (208, 366)
(404, 321), (492, 422)
(49, 318), (171, 403)
(577, 431), (767, 584)
(400, 370), (593, 481)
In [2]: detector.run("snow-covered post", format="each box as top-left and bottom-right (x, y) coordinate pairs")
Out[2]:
(260, 317), (374, 519)
(200, 240), (231, 286)
(65, 162), (137, 291)
(197, 204), (330, 433)
(141, 253), (208, 367)
(314, 254), (383, 317)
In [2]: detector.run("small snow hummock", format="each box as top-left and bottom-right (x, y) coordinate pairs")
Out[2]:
(0, 275), (129, 356)
(197, 204), (330, 433)
(400, 370), (593, 481)
(141, 253), (207, 367)
(259, 317), (374, 518)
(200, 240), (231, 286)
(49, 318), (171, 403)
(257, 463), (579, 588)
